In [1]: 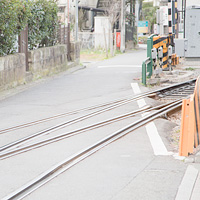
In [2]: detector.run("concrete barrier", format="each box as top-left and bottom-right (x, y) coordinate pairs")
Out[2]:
(28, 45), (68, 79)
(0, 43), (80, 91)
(0, 53), (26, 90)
(70, 41), (80, 63)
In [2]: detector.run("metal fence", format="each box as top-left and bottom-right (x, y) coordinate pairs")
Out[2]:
(125, 24), (134, 42)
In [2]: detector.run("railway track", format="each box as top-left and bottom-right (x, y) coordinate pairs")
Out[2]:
(156, 80), (195, 100)
(0, 101), (177, 160)
(0, 95), (135, 135)
(2, 100), (182, 200)
(0, 79), (195, 151)
(1, 78), (197, 199)
(0, 78), (196, 135)
(0, 79), (196, 156)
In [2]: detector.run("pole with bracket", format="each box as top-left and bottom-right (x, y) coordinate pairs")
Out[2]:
(120, 0), (125, 53)
(75, 0), (78, 41)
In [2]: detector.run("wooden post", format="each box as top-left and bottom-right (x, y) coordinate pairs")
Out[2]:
(179, 98), (195, 156)
(114, 29), (117, 55)
(18, 25), (29, 71)
(179, 99), (191, 156)
(103, 27), (108, 58)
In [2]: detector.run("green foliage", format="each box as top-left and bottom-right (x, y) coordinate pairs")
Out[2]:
(138, 35), (148, 44)
(28, 0), (59, 50)
(185, 67), (195, 71)
(0, 0), (59, 56)
(0, 0), (30, 56)
(126, 12), (135, 24)
(142, 2), (158, 33)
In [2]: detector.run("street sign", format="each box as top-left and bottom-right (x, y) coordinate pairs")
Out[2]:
(138, 21), (149, 33)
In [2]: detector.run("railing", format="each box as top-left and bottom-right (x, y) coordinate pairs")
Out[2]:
(142, 57), (151, 86)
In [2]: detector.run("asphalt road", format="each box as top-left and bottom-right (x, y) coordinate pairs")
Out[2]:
(0, 46), (199, 200)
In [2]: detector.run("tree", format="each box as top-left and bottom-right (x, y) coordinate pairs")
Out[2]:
(125, 0), (137, 46)
(104, 0), (121, 57)
(0, 0), (30, 56)
(126, 0), (135, 26)
(141, 2), (158, 33)
(28, 0), (59, 49)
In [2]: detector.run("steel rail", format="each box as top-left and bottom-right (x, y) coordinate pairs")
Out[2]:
(0, 101), (178, 159)
(0, 78), (196, 135)
(0, 95), (134, 134)
(0, 105), (150, 159)
(0, 96), (150, 153)
(0, 79), (196, 153)
(2, 100), (182, 200)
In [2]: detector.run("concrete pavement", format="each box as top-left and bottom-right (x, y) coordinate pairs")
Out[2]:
(0, 46), (200, 200)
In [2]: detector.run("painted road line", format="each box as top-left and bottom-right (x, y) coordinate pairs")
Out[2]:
(137, 99), (147, 108)
(191, 172), (200, 200)
(131, 82), (170, 156)
(98, 65), (141, 68)
(131, 83), (141, 94)
(145, 122), (169, 155)
(131, 83), (150, 115)
(175, 165), (199, 200)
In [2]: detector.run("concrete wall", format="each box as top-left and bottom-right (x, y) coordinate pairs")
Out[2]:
(0, 44), (80, 91)
(28, 45), (68, 79)
(79, 32), (111, 50)
(70, 41), (80, 62)
(79, 33), (95, 49)
(0, 53), (26, 90)
(94, 16), (110, 49)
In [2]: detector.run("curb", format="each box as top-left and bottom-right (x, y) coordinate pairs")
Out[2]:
(184, 152), (200, 163)
(0, 64), (84, 102)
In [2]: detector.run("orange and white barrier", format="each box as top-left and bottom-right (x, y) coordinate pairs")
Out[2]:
(179, 77), (200, 156)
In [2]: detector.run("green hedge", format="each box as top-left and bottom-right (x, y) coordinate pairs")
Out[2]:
(0, 0), (59, 56)
(0, 0), (30, 56)
(28, 0), (59, 50)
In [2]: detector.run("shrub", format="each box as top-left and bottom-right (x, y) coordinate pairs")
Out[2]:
(0, 0), (30, 56)
(28, 0), (59, 50)
(0, 0), (59, 55)
(138, 36), (148, 44)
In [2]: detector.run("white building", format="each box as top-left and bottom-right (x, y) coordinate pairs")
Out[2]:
(186, 0), (200, 7)
(143, 0), (160, 7)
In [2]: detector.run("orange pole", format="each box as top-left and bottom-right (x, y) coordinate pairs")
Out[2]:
(193, 77), (200, 147)
(188, 96), (195, 154)
(179, 99), (190, 156)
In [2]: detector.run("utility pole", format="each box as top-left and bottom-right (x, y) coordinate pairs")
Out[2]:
(120, 0), (125, 53)
(67, 0), (71, 60)
(75, 0), (79, 41)
(135, 0), (139, 46)
(67, 0), (70, 24)
(183, 0), (186, 38)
